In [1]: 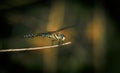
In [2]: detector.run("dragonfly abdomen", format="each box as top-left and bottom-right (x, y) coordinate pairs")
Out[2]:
(24, 32), (52, 38)
(24, 33), (38, 38)
(39, 33), (52, 38)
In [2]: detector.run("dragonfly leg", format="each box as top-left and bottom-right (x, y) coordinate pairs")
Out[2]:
(58, 40), (64, 45)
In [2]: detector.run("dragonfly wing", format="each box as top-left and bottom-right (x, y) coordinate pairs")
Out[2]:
(48, 24), (77, 33)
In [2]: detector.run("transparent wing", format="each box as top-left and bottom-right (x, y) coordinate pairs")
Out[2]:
(46, 24), (77, 34)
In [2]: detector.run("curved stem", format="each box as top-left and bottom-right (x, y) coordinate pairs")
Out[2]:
(0, 42), (71, 52)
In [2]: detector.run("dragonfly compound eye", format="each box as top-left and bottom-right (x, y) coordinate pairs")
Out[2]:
(60, 34), (66, 41)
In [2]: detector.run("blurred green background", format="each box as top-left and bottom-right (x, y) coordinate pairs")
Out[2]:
(0, 0), (119, 73)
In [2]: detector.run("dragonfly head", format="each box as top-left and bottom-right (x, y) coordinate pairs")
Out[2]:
(59, 34), (66, 41)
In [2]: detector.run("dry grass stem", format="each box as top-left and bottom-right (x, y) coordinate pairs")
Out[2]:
(0, 42), (71, 52)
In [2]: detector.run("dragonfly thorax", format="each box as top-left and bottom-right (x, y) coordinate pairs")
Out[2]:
(50, 33), (66, 41)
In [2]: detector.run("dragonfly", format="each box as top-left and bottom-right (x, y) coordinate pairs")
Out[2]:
(24, 25), (76, 45)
